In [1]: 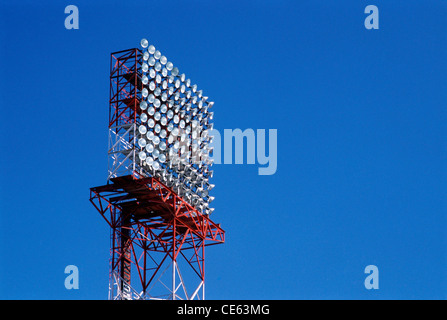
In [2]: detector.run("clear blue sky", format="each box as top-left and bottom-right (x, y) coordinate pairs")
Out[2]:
(0, 0), (446, 299)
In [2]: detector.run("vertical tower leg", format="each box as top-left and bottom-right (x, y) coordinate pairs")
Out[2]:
(120, 216), (132, 299)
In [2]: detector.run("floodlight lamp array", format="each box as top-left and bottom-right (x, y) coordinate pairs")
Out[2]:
(137, 38), (215, 215)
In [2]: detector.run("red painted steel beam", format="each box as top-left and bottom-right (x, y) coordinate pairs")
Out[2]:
(89, 173), (224, 297)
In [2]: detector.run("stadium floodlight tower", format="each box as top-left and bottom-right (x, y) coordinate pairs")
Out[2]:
(89, 39), (224, 300)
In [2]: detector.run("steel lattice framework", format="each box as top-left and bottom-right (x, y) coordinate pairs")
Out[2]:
(90, 48), (224, 300)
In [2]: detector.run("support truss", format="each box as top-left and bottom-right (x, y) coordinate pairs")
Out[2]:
(90, 174), (224, 300)
(108, 48), (141, 182)
(109, 48), (141, 128)
(108, 123), (136, 180)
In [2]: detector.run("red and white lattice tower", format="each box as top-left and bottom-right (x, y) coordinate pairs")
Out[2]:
(89, 43), (224, 300)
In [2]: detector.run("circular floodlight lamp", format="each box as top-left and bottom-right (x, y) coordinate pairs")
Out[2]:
(148, 94), (155, 104)
(149, 68), (156, 79)
(153, 161), (160, 171)
(139, 151), (147, 160)
(140, 101), (148, 111)
(143, 51), (149, 61)
(146, 143), (154, 153)
(139, 125), (147, 135)
(140, 38), (149, 48)
(172, 67), (179, 76)
(160, 130), (167, 140)
(154, 99), (161, 108)
(148, 118), (155, 128)
(138, 138), (147, 148)
(148, 45), (156, 54)
(140, 113), (148, 122)
(148, 56), (156, 67)
(146, 131), (154, 141)
(142, 75), (149, 85)
(142, 63), (149, 73)
(166, 62), (173, 71)
(179, 73), (186, 82)
(160, 56), (167, 65)
(159, 154), (166, 163)
(142, 88), (149, 98)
